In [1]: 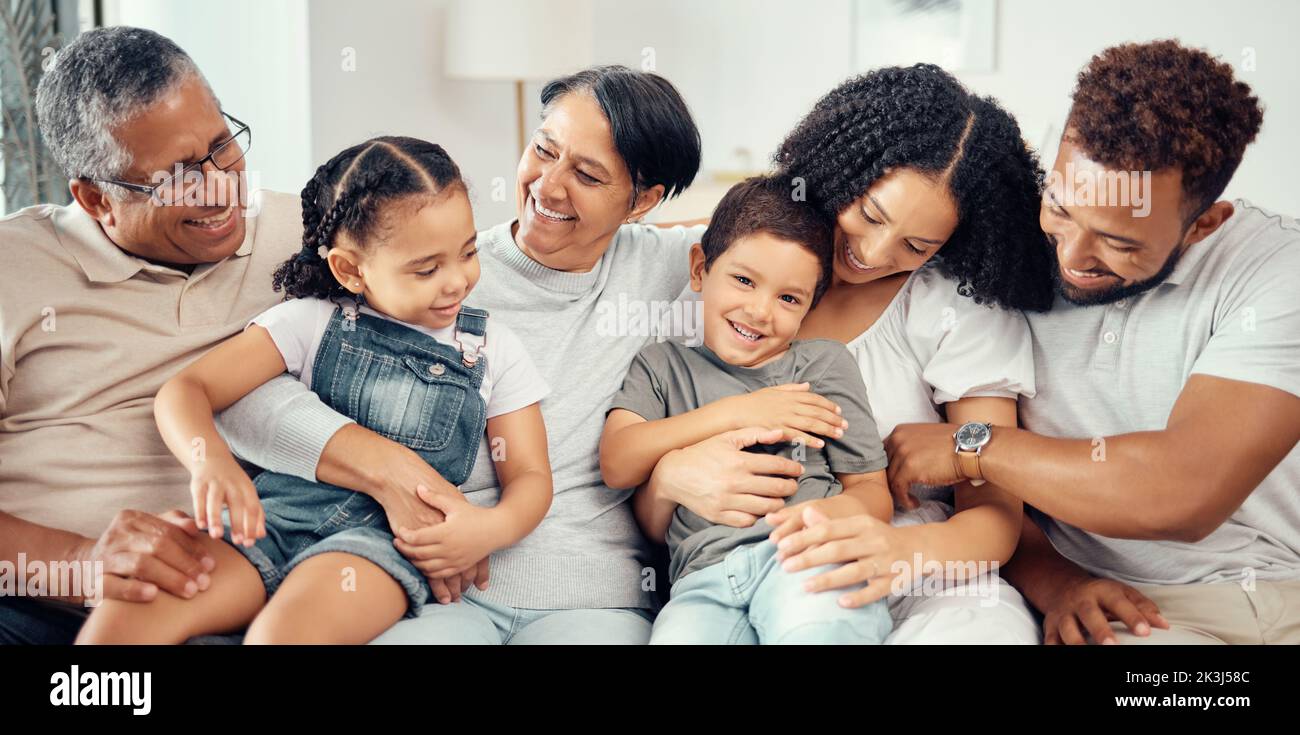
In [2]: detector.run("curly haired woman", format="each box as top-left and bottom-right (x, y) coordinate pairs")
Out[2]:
(639, 63), (1056, 643)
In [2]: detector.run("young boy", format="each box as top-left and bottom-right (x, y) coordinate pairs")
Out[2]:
(600, 175), (893, 644)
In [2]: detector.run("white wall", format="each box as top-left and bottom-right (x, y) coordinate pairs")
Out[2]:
(103, 0), (1300, 221)
(102, 0), (313, 195)
(305, 0), (521, 224)
(586, 0), (1299, 215)
(962, 0), (1297, 212)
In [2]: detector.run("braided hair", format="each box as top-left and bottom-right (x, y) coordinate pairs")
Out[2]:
(773, 64), (1055, 312)
(272, 136), (465, 300)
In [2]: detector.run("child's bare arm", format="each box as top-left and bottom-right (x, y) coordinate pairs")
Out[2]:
(600, 384), (847, 491)
(836, 469), (893, 523)
(485, 403), (553, 546)
(599, 406), (735, 491)
(154, 326), (288, 543)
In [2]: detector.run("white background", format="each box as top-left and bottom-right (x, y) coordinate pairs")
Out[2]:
(106, 0), (1300, 223)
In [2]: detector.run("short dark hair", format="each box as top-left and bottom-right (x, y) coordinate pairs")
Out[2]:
(774, 64), (1055, 312)
(1067, 39), (1264, 222)
(540, 65), (700, 201)
(700, 175), (835, 307)
(271, 136), (465, 301)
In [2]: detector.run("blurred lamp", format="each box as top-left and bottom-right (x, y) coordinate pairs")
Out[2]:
(445, 0), (595, 153)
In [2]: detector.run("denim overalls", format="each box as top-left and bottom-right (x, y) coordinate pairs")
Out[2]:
(226, 302), (489, 616)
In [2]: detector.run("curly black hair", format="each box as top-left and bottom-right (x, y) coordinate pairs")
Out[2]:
(272, 136), (465, 300)
(1067, 39), (1263, 222)
(773, 64), (1055, 312)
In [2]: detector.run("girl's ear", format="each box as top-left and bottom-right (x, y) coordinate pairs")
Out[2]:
(627, 184), (666, 223)
(327, 249), (365, 294)
(688, 241), (707, 293)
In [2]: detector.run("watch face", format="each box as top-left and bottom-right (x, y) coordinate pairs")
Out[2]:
(955, 422), (991, 450)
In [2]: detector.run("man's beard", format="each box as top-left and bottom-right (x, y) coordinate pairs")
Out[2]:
(1048, 235), (1184, 306)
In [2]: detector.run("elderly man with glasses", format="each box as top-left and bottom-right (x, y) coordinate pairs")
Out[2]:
(0, 27), (308, 643)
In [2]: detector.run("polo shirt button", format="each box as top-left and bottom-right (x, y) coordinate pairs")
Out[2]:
(429, 363), (445, 376)
(1115, 299), (1127, 309)
(1102, 331), (1118, 345)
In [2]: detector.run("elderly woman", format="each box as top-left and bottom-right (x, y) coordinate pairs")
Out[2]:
(217, 66), (705, 644)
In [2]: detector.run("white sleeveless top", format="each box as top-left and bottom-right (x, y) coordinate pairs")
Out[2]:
(845, 265), (1037, 523)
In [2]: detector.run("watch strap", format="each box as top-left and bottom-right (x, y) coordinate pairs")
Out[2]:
(957, 449), (984, 482)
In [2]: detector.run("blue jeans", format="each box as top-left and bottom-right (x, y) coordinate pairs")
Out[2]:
(370, 595), (653, 645)
(0, 597), (85, 644)
(650, 540), (892, 644)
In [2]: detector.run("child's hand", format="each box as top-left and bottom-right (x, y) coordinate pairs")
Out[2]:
(722, 383), (848, 449)
(392, 486), (507, 582)
(765, 495), (865, 546)
(189, 456), (265, 547)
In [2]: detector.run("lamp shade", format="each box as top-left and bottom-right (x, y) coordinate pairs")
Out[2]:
(444, 0), (594, 81)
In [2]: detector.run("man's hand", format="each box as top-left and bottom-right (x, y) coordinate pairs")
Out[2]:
(883, 422), (965, 509)
(1040, 576), (1169, 645)
(652, 427), (804, 529)
(72, 509), (216, 604)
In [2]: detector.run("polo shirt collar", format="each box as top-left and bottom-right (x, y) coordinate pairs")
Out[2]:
(53, 200), (257, 284)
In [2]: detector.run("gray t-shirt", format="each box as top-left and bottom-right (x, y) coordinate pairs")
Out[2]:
(609, 338), (888, 585)
(1022, 200), (1300, 586)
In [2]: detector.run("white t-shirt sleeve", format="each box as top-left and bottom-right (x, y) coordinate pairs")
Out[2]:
(903, 267), (1037, 405)
(483, 320), (550, 419)
(247, 298), (335, 380)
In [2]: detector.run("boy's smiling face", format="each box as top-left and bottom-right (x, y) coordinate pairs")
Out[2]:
(689, 232), (823, 369)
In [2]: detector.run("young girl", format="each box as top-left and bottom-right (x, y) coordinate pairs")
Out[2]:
(76, 137), (553, 644)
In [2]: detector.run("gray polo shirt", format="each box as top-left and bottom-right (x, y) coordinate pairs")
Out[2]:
(1022, 200), (1300, 586)
(609, 338), (888, 585)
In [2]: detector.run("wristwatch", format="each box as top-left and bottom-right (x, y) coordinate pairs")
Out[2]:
(953, 422), (993, 485)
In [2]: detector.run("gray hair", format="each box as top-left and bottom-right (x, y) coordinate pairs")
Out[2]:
(35, 26), (215, 197)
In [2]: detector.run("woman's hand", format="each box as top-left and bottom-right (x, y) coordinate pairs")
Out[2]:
(379, 482), (488, 604)
(649, 427), (804, 529)
(719, 383), (848, 449)
(392, 487), (506, 582)
(1039, 576), (1169, 645)
(189, 455), (266, 547)
(765, 495), (865, 543)
(768, 505), (912, 608)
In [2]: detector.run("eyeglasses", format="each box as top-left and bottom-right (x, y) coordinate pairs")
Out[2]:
(90, 112), (252, 205)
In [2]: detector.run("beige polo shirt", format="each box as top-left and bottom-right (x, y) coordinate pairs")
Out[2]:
(0, 191), (302, 538)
